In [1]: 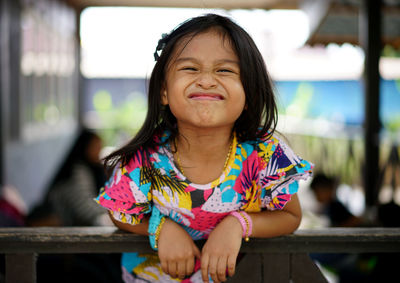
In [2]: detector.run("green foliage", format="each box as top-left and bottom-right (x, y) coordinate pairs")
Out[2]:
(287, 133), (364, 185)
(92, 90), (147, 146)
(93, 90), (113, 111)
(382, 45), (400, 57)
(383, 79), (400, 132)
(34, 103), (46, 122)
(283, 82), (314, 118)
(385, 117), (400, 133)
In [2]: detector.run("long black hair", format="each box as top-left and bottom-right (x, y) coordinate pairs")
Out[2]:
(104, 13), (278, 169)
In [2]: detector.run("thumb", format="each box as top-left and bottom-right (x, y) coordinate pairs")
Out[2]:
(192, 244), (202, 273)
(193, 243), (201, 259)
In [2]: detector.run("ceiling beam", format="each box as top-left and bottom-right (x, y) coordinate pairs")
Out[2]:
(66, 0), (300, 9)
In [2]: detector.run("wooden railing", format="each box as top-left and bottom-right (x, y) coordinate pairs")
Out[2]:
(1, 227), (399, 283)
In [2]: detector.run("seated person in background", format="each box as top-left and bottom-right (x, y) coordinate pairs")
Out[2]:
(0, 185), (26, 227)
(28, 128), (111, 227)
(310, 173), (362, 227)
(310, 173), (368, 283)
(26, 129), (121, 283)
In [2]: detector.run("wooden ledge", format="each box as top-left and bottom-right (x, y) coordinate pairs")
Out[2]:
(0, 227), (399, 254)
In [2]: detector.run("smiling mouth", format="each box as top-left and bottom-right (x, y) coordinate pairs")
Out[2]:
(188, 93), (224, 100)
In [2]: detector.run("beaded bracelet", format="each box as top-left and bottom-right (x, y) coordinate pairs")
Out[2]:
(148, 206), (166, 250)
(154, 217), (166, 249)
(230, 211), (253, 242)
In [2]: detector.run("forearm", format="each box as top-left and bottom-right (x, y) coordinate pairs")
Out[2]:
(249, 193), (302, 238)
(109, 211), (150, 235)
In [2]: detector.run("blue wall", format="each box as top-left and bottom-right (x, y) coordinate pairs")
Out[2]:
(83, 78), (400, 128)
(275, 80), (400, 126)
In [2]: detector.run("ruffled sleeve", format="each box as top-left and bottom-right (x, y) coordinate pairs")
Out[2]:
(95, 151), (152, 225)
(257, 135), (313, 211)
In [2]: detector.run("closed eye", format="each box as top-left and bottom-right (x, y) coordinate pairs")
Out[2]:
(217, 69), (234, 73)
(180, 67), (198, 71)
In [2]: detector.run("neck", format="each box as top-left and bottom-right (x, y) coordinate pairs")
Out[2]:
(175, 126), (233, 156)
(172, 126), (234, 183)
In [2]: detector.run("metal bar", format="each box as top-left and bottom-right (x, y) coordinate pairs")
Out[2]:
(5, 253), (37, 283)
(8, 0), (21, 140)
(75, 6), (84, 126)
(0, 0), (9, 187)
(360, 0), (382, 213)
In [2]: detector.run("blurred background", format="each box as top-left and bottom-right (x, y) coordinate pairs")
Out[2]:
(1, 1), (400, 282)
(1, 0), (400, 228)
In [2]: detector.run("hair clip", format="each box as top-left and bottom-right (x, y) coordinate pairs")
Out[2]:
(154, 33), (169, 61)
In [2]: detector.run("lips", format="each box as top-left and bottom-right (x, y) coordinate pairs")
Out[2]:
(188, 93), (224, 100)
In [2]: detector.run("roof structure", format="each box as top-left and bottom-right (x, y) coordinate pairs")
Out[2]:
(67, 0), (300, 10)
(67, 0), (400, 48)
(304, 0), (400, 48)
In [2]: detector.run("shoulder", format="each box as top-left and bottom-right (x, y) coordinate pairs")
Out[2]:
(239, 132), (313, 179)
(256, 132), (286, 149)
(124, 148), (148, 172)
(112, 142), (173, 182)
(256, 133), (280, 152)
(238, 133), (288, 159)
(256, 134), (305, 165)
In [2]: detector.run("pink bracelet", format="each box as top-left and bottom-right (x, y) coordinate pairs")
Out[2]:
(230, 211), (253, 241)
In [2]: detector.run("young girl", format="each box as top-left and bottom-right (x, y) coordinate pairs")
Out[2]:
(95, 13), (313, 283)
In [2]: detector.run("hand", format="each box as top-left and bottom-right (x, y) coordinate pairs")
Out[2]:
(201, 215), (243, 283)
(157, 218), (201, 280)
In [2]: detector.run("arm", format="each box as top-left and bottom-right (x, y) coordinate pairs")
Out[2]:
(109, 211), (200, 279)
(157, 218), (201, 279)
(250, 193), (302, 237)
(108, 211), (149, 235)
(201, 194), (301, 283)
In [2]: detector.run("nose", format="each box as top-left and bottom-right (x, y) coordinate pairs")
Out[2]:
(196, 71), (217, 89)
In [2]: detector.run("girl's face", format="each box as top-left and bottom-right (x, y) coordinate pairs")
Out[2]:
(162, 30), (246, 132)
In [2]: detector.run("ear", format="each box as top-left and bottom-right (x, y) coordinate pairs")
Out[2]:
(161, 88), (168, 105)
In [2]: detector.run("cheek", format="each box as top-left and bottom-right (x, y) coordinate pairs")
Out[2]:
(168, 103), (188, 122)
(232, 86), (246, 111)
(233, 100), (246, 120)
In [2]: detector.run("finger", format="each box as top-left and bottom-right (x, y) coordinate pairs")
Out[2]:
(186, 255), (195, 276)
(177, 260), (186, 279)
(160, 259), (168, 275)
(227, 255), (236, 277)
(208, 256), (219, 283)
(201, 254), (210, 283)
(216, 256), (228, 282)
(193, 244), (201, 260)
(191, 244), (201, 274)
(167, 260), (177, 278)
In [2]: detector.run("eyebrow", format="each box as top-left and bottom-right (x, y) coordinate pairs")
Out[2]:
(175, 57), (239, 65)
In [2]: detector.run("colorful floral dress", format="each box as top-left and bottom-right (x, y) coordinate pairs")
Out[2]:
(95, 131), (313, 282)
